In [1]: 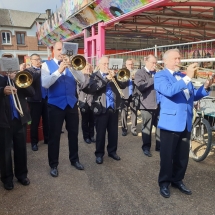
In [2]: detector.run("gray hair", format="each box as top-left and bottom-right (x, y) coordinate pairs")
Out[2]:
(163, 49), (180, 60)
(145, 54), (156, 62)
(99, 56), (109, 64)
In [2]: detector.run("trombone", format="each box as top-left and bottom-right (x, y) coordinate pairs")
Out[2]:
(108, 68), (130, 98)
(62, 55), (86, 84)
(7, 70), (33, 117)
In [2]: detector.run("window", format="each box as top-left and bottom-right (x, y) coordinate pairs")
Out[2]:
(1, 32), (11, 44)
(38, 39), (43, 45)
(16, 33), (25, 45)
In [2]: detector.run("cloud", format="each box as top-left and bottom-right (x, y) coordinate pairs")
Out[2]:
(0, 0), (60, 13)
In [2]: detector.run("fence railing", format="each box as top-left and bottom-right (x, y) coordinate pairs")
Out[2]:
(102, 39), (215, 69)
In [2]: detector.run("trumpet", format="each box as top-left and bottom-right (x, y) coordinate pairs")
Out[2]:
(109, 68), (130, 98)
(7, 70), (33, 117)
(177, 64), (215, 79)
(155, 64), (164, 71)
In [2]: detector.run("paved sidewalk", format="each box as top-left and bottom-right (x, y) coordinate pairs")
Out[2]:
(0, 117), (215, 215)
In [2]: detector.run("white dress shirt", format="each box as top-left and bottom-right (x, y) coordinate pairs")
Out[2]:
(168, 69), (191, 100)
(41, 58), (64, 89)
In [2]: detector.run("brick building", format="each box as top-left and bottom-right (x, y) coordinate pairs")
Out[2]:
(0, 9), (48, 64)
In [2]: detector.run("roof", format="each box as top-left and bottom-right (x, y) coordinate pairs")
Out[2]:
(0, 9), (47, 28)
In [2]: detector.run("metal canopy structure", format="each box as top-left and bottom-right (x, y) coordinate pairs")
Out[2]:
(73, 0), (215, 51)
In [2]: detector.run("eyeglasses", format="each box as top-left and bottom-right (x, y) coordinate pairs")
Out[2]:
(31, 59), (41, 61)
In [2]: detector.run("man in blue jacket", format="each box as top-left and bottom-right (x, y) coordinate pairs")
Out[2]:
(154, 49), (213, 198)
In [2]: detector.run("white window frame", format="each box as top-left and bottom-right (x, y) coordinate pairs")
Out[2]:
(1, 32), (11, 44)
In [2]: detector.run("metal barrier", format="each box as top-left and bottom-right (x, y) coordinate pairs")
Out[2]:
(102, 39), (215, 69)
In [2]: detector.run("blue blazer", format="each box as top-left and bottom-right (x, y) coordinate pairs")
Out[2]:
(154, 69), (209, 132)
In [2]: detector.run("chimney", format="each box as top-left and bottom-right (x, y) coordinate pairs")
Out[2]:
(46, 9), (51, 19)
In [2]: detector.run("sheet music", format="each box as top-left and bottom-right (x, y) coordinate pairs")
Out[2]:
(109, 58), (123, 70)
(62, 42), (78, 56)
(0, 58), (19, 72)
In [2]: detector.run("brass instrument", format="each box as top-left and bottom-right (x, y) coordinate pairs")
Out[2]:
(155, 64), (164, 71)
(109, 68), (130, 98)
(70, 55), (86, 71)
(14, 70), (33, 88)
(62, 55), (86, 84)
(177, 64), (215, 79)
(7, 70), (33, 117)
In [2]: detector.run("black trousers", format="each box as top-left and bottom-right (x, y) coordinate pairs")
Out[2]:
(158, 128), (191, 186)
(0, 119), (28, 184)
(141, 109), (160, 151)
(48, 104), (79, 168)
(28, 98), (49, 145)
(121, 95), (137, 133)
(80, 108), (95, 139)
(95, 109), (119, 157)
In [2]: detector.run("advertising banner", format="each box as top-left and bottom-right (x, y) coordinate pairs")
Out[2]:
(38, 0), (167, 47)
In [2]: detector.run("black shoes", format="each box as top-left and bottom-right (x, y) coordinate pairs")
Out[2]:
(4, 178), (30, 190)
(122, 131), (127, 136)
(122, 131), (137, 136)
(90, 137), (96, 143)
(84, 138), (91, 144)
(155, 148), (160, 152)
(160, 185), (170, 198)
(96, 157), (103, 164)
(50, 167), (58, 177)
(172, 182), (192, 195)
(108, 153), (121, 161)
(4, 181), (14, 190)
(71, 161), (84, 170)
(143, 149), (152, 157)
(132, 131), (138, 136)
(32, 144), (38, 151)
(18, 178), (30, 186)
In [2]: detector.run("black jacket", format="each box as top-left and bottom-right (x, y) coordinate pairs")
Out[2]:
(88, 71), (127, 113)
(0, 76), (35, 128)
(26, 67), (43, 102)
(134, 68), (157, 110)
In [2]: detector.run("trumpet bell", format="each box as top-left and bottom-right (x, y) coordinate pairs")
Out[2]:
(14, 70), (33, 88)
(70, 55), (86, 71)
(117, 68), (130, 82)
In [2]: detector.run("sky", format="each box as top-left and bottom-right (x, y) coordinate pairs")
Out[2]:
(0, 0), (61, 13)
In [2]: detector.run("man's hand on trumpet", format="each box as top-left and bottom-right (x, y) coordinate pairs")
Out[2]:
(4, 86), (17, 96)
(106, 70), (115, 81)
(185, 63), (199, 79)
(58, 55), (70, 74)
(204, 74), (215, 89)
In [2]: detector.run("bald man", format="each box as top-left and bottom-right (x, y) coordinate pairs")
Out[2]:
(134, 55), (160, 158)
(41, 41), (84, 177)
(88, 56), (127, 164)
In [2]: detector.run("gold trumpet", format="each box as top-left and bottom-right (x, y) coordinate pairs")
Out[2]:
(155, 64), (164, 71)
(109, 68), (130, 98)
(7, 70), (33, 117)
(177, 64), (215, 79)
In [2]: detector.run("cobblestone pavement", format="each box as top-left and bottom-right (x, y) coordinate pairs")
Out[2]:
(0, 115), (215, 215)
